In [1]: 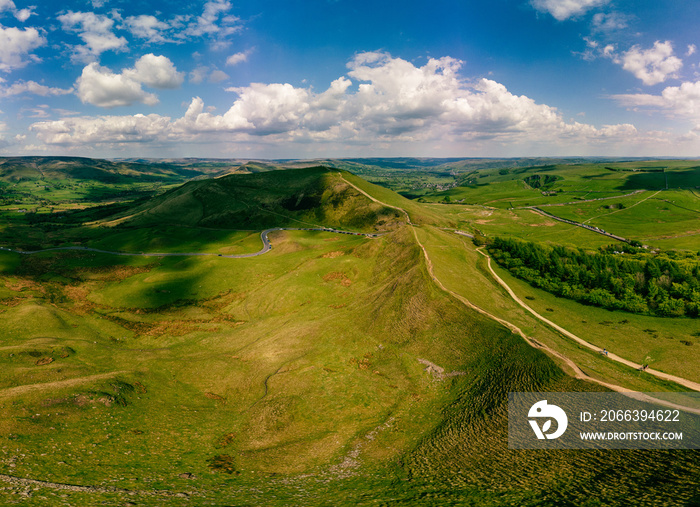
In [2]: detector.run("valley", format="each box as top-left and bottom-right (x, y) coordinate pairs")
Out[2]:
(0, 157), (699, 505)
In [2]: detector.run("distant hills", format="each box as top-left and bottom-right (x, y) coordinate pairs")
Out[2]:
(2, 156), (691, 208)
(0, 156), (203, 184)
(1, 156), (678, 185)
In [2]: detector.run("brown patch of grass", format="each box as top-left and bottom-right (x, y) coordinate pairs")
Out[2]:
(0, 297), (24, 307)
(5, 279), (40, 292)
(215, 432), (236, 448)
(204, 392), (227, 403)
(78, 263), (156, 282)
(35, 357), (54, 366)
(321, 250), (345, 259)
(103, 300), (245, 339)
(207, 454), (238, 474)
(323, 271), (352, 286)
(350, 354), (372, 370)
(61, 284), (96, 315)
(102, 314), (198, 338)
(41, 397), (69, 407)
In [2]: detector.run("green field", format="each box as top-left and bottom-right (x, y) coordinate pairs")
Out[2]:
(1, 158), (700, 505)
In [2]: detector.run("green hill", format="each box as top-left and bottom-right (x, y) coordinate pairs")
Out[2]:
(1, 163), (699, 505)
(112, 166), (404, 232)
(0, 156), (202, 184)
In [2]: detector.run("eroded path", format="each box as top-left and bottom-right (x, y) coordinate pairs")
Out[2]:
(339, 173), (700, 399)
(476, 247), (700, 392)
(0, 371), (129, 399)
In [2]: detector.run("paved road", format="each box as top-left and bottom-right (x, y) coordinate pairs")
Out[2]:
(0, 227), (379, 259)
(529, 207), (629, 242)
(525, 190), (665, 244)
(512, 189), (645, 209)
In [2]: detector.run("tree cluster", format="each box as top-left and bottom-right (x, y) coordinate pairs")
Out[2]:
(488, 237), (700, 317)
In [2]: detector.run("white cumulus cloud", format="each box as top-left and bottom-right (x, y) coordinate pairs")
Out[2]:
(226, 49), (253, 66)
(185, 0), (241, 43)
(617, 41), (682, 86)
(613, 80), (700, 119)
(180, 83), (311, 135)
(531, 0), (609, 21)
(75, 55), (183, 108)
(77, 63), (159, 108)
(189, 65), (228, 84)
(208, 69), (229, 83)
(0, 25), (44, 71)
(591, 11), (629, 32)
(123, 54), (185, 89)
(58, 11), (127, 63)
(0, 0), (34, 22)
(30, 113), (174, 145)
(27, 52), (645, 152)
(123, 14), (171, 43)
(0, 80), (73, 97)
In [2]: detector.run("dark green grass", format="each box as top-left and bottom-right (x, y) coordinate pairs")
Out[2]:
(114, 167), (404, 233)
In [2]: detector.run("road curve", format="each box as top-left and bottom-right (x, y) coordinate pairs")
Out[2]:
(0, 227), (379, 259)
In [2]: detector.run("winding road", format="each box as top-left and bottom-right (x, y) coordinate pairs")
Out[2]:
(4, 175), (699, 398)
(529, 207), (629, 242)
(0, 227), (378, 259)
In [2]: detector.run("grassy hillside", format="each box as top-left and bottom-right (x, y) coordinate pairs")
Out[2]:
(111, 166), (404, 232)
(0, 157), (207, 216)
(2, 225), (698, 505)
(1, 163), (699, 505)
(0, 157), (201, 184)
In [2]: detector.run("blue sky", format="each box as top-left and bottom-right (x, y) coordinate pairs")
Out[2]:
(1, 0), (699, 158)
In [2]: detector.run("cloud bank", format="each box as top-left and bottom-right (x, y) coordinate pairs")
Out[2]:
(31, 52), (640, 153)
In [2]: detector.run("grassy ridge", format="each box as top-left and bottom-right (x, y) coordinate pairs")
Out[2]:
(0, 157), (201, 184)
(113, 167), (404, 232)
(1, 162), (700, 505)
(0, 226), (500, 504)
(3, 226), (698, 506)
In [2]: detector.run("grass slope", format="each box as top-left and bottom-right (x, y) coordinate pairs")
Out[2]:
(113, 166), (404, 232)
(0, 167), (699, 505)
(0, 157), (201, 184)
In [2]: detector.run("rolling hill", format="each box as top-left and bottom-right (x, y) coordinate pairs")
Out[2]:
(0, 161), (699, 505)
(0, 156), (203, 184)
(107, 166), (405, 232)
